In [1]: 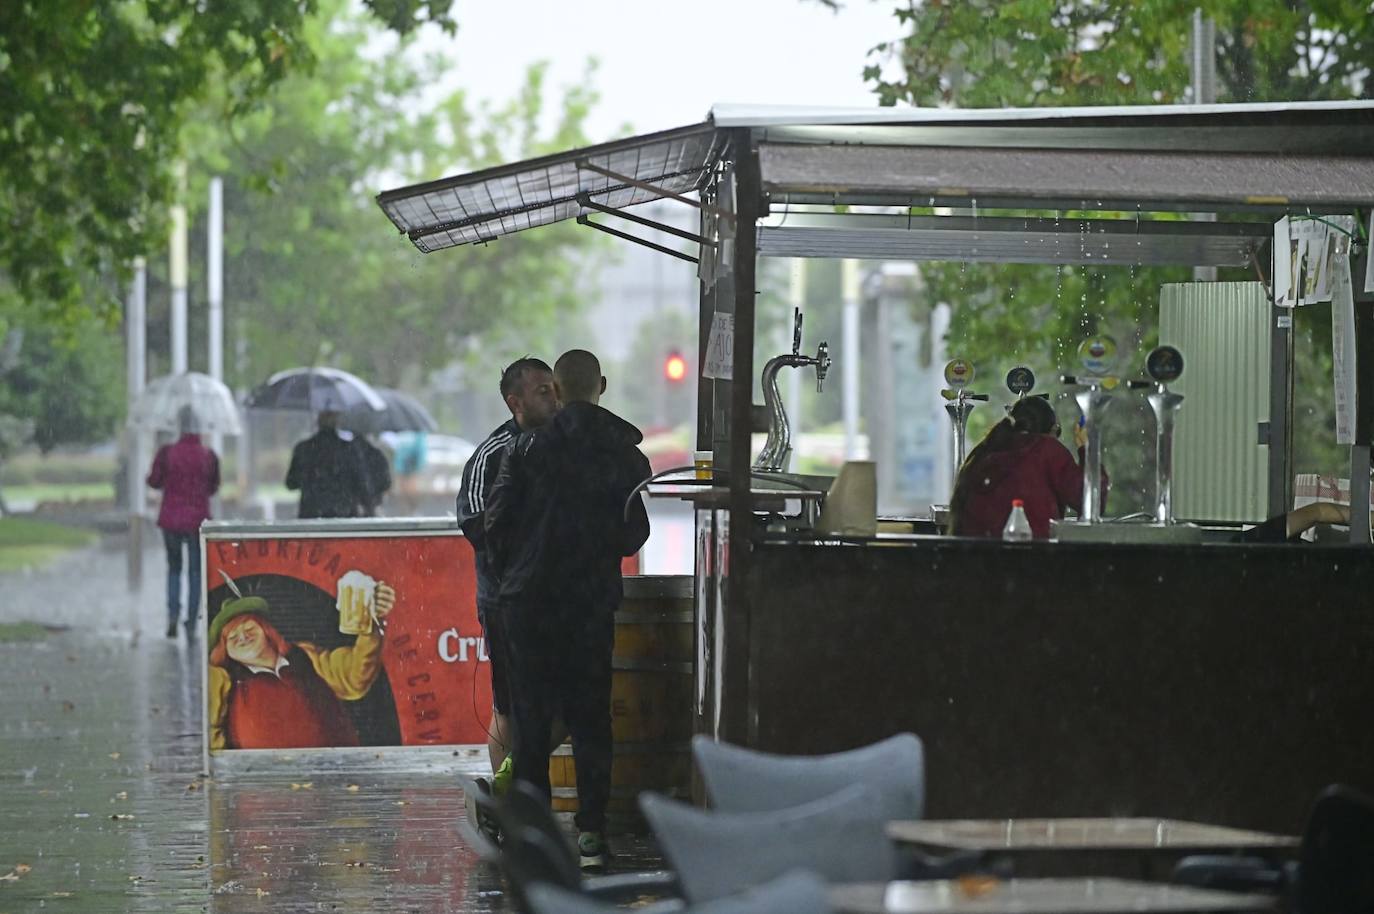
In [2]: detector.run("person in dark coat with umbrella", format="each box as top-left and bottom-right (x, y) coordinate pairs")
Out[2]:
(484, 349), (651, 872)
(285, 411), (370, 519)
(354, 435), (392, 516)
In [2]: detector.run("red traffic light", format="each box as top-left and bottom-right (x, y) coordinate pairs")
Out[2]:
(664, 351), (687, 383)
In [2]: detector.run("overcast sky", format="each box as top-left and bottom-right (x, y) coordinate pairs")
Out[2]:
(416, 0), (902, 141)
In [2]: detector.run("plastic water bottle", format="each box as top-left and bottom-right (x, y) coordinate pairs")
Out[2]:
(1002, 499), (1033, 542)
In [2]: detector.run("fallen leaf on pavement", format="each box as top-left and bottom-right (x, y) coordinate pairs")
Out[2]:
(289, 782), (313, 790)
(110, 814), (135, 821)
(256, 888), (271, 898)
(15, 865), (31, 875)
(113, 791), (128, 801)
(108, 752), (121, 760)
(345, 784), (360, 793)
(186, 782), (201, 792)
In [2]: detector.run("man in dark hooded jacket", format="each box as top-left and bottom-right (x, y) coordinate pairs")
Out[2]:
(285, 411), (370, 519)
(484, 349), (651, 872)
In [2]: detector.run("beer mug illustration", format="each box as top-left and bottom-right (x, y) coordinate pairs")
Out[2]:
(336, 570), (377, 635)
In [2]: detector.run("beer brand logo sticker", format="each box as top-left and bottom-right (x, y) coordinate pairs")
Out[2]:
(1077, 335), (1118, 377)
(1146, 345), (1184, 383)
(944, 359), (974, 389)
(1005, 366), (1036, 395)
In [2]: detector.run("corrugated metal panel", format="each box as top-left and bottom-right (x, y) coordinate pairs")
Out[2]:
(758, 143), (1374, 208)
(1160, 282), (1270, 522)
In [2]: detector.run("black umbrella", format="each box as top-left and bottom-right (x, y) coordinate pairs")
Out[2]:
(339, 388), (438, 434)
(244, 367), (387, 415)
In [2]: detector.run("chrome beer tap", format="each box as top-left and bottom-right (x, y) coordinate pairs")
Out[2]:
(1127, 346), (1186, 525)
(1059, 375), (1114, 525)
(1060, 336), (1119, 526)
(754, 308), (831, 474)
(940, 360), (987, 492)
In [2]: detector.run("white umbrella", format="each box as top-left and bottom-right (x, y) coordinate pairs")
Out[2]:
(128, 372), (242, 436)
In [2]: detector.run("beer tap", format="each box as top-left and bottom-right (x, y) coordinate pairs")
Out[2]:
(1060, 335), (1119, 526)
(1126, 346), (1185, 525)
(941, 359), (988, 485)
(754, 308), (831, 473)
(1003, 366), (1050, 414)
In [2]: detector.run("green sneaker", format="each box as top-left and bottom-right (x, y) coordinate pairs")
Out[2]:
(577, 831), (608, 872)
(491, 754), (514, 797)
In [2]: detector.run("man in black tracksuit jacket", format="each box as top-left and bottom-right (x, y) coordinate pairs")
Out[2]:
(484, 349), (650, 869)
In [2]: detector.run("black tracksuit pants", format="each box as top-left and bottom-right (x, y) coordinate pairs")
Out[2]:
(503, 599), (615, 834)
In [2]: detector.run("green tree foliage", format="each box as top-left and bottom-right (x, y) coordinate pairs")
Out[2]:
(0, 325), (123, 453)
(825, 0), (1374, 507)
(860, 0), (1372, 108)
(168, 3), (604, 390)
(0, 0), (455, 333)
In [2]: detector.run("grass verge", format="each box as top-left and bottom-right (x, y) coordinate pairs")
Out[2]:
(0, 517), (98, 573)
(0, 621), (50, 642)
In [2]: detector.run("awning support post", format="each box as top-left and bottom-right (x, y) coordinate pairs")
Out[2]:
(577, 194), (717, 247)
(578, 159), (737, 227)
(575, 215), (699, 264)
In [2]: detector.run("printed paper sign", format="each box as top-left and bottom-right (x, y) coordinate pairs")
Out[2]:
(702, 312), (734, 380)
(1332, 260), (1357, 445)
(1273, 217), (1292, 307)
(1366, 212), (1374, 294)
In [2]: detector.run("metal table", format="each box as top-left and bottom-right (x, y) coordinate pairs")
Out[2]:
(885, 818), (1298, 880)
(830, 877), (1276, 914)
(888, 818), (1298, 854)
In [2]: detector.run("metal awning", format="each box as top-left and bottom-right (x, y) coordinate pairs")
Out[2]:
(377, 123), (725, 252)
(376, 101), (1374, 252)
(758, 143), (1374, 210)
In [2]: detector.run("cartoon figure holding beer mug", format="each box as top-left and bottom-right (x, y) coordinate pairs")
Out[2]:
(207, 571), (396, 750)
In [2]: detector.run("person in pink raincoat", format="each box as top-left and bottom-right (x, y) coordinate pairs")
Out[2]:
(147, 405), (220, 639)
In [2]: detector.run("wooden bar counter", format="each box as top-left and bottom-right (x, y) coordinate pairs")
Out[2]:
(698, 528), (1374, 834)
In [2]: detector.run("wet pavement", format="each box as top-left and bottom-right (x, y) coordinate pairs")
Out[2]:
(0, 535), (661, 912)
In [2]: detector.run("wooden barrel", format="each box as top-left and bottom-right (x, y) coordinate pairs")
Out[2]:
(549, 575), (693, 822)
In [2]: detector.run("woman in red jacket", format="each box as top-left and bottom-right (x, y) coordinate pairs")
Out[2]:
(950, 396), (1107, 539)
(147, 406), (221, 638)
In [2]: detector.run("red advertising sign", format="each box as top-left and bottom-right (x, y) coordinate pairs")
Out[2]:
(202, 527), (642, 755)
(204, 531), (491, 751)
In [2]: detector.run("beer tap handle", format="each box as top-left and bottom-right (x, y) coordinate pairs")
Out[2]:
(792, 308), (803, 356)
(814, 341), (831, 393)
(968, 393), (990, 402)
(1060, 375), (1079, 386)
(1126, 380), (1153, 390)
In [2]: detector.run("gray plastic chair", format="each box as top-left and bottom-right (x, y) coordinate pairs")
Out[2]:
(692, 733), (925, 819)
(526, 869), (832, 914)
(457, 774), (502, 862)
(640, 783), (897, 904)
(497, 781), (680, 900)
(502, 826), (685, 914)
